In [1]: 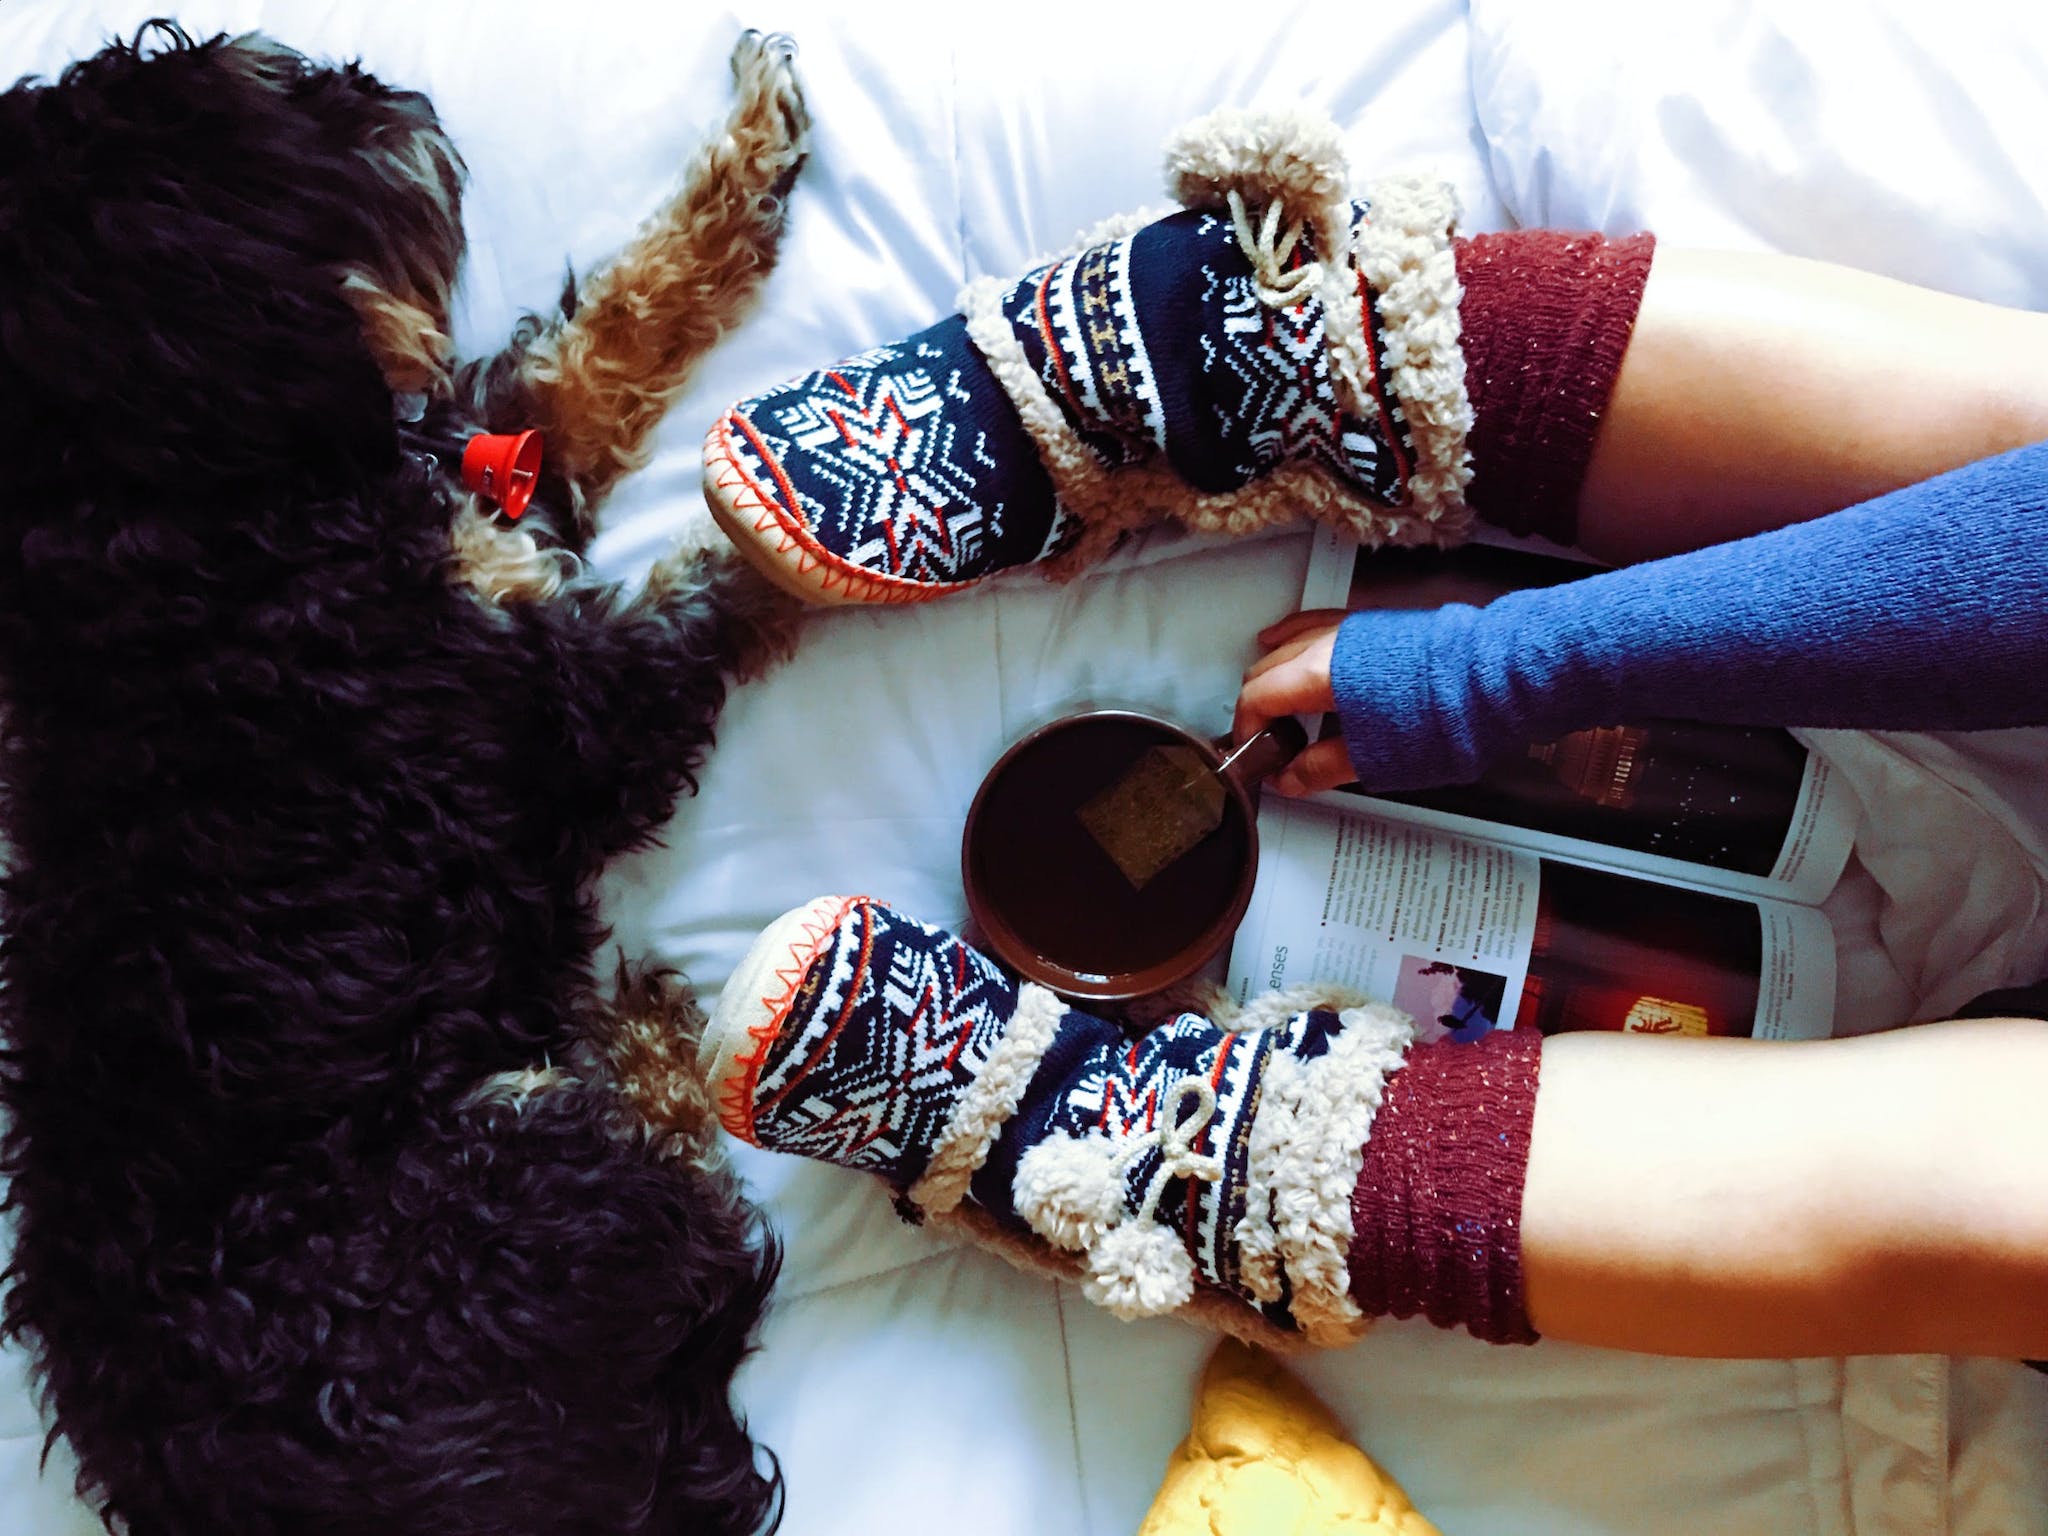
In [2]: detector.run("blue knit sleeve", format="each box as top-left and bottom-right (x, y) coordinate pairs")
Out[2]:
(1328, 438), (2048, 791)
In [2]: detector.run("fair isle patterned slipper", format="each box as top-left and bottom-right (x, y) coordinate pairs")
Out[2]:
(700, 894), (1060, 1187)
(702, 107), (1471, 607)
(701, 318), (1079, 605)
(703, 896), (1416, 1346)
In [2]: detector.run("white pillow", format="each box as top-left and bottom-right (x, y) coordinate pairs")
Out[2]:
(1469, 0), (2048, 306)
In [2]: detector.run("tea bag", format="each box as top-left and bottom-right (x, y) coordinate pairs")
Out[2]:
(1077, 744), (1228, 889)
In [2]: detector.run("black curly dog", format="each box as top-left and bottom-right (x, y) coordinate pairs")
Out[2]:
(0, 21), (810, 1534)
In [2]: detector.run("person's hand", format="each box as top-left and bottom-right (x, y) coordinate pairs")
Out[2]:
(1233, 610), (1361, 797)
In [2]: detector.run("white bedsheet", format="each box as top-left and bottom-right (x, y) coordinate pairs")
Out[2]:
(2, 2), (2045, 1532)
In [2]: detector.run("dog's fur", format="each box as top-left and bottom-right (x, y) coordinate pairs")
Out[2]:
(0, 22), (808, 1534)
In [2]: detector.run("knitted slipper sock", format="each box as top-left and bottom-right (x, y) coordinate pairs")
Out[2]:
(702, 896), (1413, 1342)
(1453, 230), (1657, 546)
(703, 109), (1471, 605)
(701, 315), (1080, 603)
(990, 204), (1411, 503)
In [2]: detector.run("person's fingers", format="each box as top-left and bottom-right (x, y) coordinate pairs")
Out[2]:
(1241, 626), (1325, 685)
(1233, 631), (1337, 743)
(1256, 608), (1350, 649)
(1269, 737), (1358, 797)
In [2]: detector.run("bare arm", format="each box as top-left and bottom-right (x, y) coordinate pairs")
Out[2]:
(1521, 1017), (2048, 1358)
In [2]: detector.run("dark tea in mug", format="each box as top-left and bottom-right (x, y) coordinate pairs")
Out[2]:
(963, 712), (1253, 998)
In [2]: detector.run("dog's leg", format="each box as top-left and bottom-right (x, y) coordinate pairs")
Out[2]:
(528, 533), (801, 869)
(595, 962), (723, 1156)
(488, 32), (809, 540)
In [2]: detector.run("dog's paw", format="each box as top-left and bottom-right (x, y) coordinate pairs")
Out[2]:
(728, 28), (809, 162)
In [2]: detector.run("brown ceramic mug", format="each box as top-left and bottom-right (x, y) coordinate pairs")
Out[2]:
(961, 709), (1308, 1002)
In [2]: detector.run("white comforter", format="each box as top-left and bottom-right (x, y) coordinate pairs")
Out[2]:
(3, 2), (2044, 1532)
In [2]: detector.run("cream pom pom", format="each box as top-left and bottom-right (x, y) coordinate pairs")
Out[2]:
(1162, 106), (1349, 216)
(1014, 1132), (1127, 1251)
(1082, 1220), (1196, 1319)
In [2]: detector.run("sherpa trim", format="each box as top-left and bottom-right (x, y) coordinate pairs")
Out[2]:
(958, 275), (1144, 573)
(1311, 202), (1382, 431)
(1258, 1000), (1415, 1346)
(1230, 984), (1371, 1306)
(1163, 106), (1472, 538)
(924, 981), (1416, 1349)
(1224, 983), (1373, 1033)
(906, 981), (1067, 1216)
(1163, 106), (1376, 431)
(1355, 174), (1473, 539)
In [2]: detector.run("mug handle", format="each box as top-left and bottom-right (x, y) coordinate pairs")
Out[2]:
(1213, 715), (1311, 793)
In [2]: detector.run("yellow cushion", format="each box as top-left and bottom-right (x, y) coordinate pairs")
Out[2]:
(1136, 1340), (1442, 1536)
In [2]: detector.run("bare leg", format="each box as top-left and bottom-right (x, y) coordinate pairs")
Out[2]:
(1577, 250), (2048, 565)
(1520, 1016), (2048, 1358)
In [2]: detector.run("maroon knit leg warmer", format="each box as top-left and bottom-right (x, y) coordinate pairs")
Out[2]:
(1453, 231), (1657, 546)
(1347, 1029), (1544, 1345)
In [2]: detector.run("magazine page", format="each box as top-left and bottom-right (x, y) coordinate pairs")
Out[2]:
(1294, 527), (1857, 905)
(1226, 795), (1836, 1041)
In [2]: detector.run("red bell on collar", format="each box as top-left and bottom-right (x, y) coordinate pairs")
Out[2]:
(461, 429), (544, 520)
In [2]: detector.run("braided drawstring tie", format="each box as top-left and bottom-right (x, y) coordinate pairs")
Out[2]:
(1113, 1075), (1223, 1219)
(1227, 189), (1322, 310)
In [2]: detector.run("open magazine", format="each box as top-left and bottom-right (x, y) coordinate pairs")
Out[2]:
(1224, 528), (1857, 1041)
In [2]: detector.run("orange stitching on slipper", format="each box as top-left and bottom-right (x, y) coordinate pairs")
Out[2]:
(718, 895), (867, 1141)
(756, 899), (875, 1117)
(716, 411), (976, 605)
